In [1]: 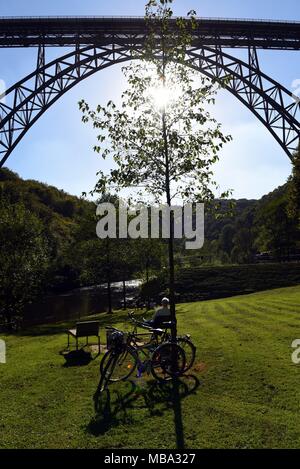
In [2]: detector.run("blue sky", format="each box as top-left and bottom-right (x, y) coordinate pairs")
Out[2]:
(1, 0), (300, 200)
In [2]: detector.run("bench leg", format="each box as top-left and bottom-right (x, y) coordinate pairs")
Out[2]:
(98, 336), (100, 355)
(76, 337), (78, 351)
(67, 333), (70, 348)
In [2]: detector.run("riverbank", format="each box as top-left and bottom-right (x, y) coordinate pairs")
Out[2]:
(22, 262), (300, 326)
(23, 279), (141, 326)
(1, 285), (300, 448)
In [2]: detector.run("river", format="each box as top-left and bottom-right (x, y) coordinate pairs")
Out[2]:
(23, 279), (141, 326)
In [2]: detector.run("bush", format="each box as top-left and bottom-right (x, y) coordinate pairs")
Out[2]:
(139, 275), (167, 304)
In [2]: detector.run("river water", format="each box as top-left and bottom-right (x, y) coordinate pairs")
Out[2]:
(23, 279), (141, 326)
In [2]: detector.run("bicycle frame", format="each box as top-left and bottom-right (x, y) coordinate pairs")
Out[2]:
(107, 326), (156, 366)
(128, 312), (192, 344)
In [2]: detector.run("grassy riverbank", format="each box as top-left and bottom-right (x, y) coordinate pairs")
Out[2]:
(1, 285), (300, 448)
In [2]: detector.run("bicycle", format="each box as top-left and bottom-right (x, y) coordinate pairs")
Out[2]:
(97, 326), (186, 392)
(128, 311), (196, 372)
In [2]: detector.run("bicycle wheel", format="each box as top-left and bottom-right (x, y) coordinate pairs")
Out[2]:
(177, 337), (196, 372)
(100, 347), (137, 382)
(97, 352), (118, 392)
(151, 342), (186, 382)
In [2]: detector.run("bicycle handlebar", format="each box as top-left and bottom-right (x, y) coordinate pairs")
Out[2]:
(128, 311), (140, 324)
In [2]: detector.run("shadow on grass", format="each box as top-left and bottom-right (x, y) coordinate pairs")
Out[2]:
(88, 375), (200, 448)
(61, 349), (94, 367)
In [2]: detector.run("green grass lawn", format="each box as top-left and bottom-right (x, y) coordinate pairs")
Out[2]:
(1, 285), (300, 449)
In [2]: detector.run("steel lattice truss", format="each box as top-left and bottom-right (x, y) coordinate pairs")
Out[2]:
(0, 39), (300, 166)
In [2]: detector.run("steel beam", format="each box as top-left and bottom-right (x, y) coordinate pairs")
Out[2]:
(0, 17), (299, 49)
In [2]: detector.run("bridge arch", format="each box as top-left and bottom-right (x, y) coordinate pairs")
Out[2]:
(0, 42), (299, 167)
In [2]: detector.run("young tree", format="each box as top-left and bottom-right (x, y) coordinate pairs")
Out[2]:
(79, 0), (232, 339)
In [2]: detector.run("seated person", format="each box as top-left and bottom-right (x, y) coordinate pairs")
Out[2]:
(144, 297), (171, 328)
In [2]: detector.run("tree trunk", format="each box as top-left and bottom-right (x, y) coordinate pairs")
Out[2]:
(122, 277), (126, 310)
(4, 309), (12, 329)
(167, 214), (177, 341)
(107, 275), (112, 314)
(106, 240), (112, 314)
(162, 99), (177, 342)
(146, 259), (150, 310)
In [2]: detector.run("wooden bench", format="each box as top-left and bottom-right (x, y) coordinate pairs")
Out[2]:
(66, 321), (100, 354)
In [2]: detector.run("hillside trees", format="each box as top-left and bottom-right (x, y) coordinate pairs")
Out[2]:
(287, 146), (300, 232)
(0, 200), (49, 326)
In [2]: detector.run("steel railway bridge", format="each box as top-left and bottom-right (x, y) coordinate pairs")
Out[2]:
(0, 16), (300, 167)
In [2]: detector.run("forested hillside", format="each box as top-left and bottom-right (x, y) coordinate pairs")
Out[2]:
(1, 165), (299, 324)
(193, 183), (300, 266)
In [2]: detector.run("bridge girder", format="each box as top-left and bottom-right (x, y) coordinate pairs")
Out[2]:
(0, 17), (300, 166)
(0, 16), (300, 49)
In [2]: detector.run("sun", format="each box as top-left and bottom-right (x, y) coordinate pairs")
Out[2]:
(150, 86), (172, 109)
(149, 84), (182, 110)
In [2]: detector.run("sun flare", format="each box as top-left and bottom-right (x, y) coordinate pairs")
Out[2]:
(149, 84), (181, 109)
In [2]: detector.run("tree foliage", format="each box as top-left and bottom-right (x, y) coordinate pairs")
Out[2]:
(0, 200), (49, 325)
(287, 146), (300, 227)
(79, 7), (231, 203)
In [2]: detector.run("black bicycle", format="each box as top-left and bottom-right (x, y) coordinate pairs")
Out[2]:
(97, 326), (186, 392)
(128, 311), (196, 372)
